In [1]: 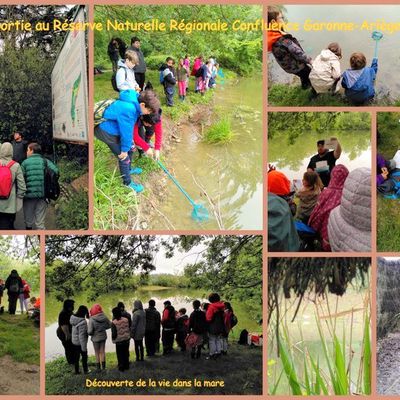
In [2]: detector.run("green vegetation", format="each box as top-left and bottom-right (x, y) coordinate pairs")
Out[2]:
(377, 113), (400, 252)
(204, 116), (234, 144)
(46, 342), (262, 395)
(0, 314), (40, 365)
(94, 5), (262, 77)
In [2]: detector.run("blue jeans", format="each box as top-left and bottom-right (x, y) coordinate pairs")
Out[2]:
(95, 126), (132, 185)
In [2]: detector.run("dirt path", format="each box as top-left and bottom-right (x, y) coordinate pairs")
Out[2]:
(378, 332), (400, 394)
(0, 355), (40, 395)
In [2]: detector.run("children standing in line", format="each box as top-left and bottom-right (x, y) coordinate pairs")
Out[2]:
(88, 304), (111, 371)
(159, 57), (177, 106)
(175, 308), (189, 351)
(267, 7), (312, 89)
(111, 307), (131, 371)
(309, 43), (342, 94)
(188, 300), (207, 359)
(295, 171), (324, 224)
(177, 59), (188, 101)
(341, 52), (378, 105)
(70, 305), (89, 375)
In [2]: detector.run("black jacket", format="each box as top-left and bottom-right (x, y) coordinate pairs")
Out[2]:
(146, 306), (161, 333)
(11, 140), (28, 164)
(189, 309), (207, 334)
(128, 46), (146, 73)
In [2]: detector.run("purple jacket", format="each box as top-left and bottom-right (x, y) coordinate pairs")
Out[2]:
(377, 154), (386, 186)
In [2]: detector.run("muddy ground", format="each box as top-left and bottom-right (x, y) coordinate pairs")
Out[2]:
(0, 355), (40, 395)
(377, 332), (400, 394)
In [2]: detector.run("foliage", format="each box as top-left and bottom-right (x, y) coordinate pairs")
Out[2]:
(55, 190), (88, 230)
(147, 273), (189, 288)
(46, 342), (262, 395)
(204, 116), (234, 144)
(377, 197), (400, 252)
(94, 5), (262, 76)
(0, 314), (40, 365)
(377, 112), (400, 160)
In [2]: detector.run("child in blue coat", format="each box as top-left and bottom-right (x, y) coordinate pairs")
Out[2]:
(341, 52), (378, 105)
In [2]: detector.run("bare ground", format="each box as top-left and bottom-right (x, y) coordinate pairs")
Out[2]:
(377, 332), (400, 394)
(0, 355), (40, 395)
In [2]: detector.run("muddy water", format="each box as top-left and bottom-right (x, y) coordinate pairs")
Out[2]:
(45, 286), (260, 361)
(268, 130), (371, 182)
(269, 5), (400, 100)
(268, 286), (369, 395)
(150, 76), (263, 230)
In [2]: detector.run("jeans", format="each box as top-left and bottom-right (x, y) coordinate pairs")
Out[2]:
(73, 344), (88, 373)
(134, 338), (144, 361)
(162, 329), (175, 354)
(209, 334), (223, 356)
(164, 85), (175, 106)
(8, 293), (18, 314)
(95, 126), (132, 185)
(116, 340), (130, 371)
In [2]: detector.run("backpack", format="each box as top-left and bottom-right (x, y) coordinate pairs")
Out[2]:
(94, 99), (115, 127)
(163, 305), (176, 329)
(43, 158), (60, 201)
(111, 67), (127, 92)
(159, 69), (165, 84)
(230, 313), (238, 328)
(0, 161), (16, 199)
(195, 65), (204, 78)
(8, 277), (20, 294)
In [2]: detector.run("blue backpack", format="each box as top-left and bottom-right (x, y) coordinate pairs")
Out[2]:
(383, 171), (400, 199)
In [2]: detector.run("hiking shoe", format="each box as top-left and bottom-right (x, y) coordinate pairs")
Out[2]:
(128, 182), (144, 193)
(130, 167), (143, 175)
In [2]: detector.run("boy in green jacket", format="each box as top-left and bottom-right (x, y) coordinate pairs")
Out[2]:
(21, 143), (59, 229)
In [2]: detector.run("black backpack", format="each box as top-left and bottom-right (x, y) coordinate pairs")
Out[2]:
(8, 277), (20, 293)
(43, 158), (60, 201)
(111, 67), (127, 92)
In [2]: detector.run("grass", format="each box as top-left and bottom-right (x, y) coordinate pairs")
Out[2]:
(56, 190), (89, 230)
(377, 196), (400, 251)
(45, 342), (262, 395)
(0, 313), (40, 365)
(268, 83), (395, 107)
(204, 116), (234, 144)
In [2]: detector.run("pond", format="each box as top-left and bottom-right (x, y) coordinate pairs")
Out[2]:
(268, 285), (369, 394)
(149, 75), (263, 230)
(268, 129), (371, 182)
(45, 286), (261, 361)
(269, 5), (400, 101)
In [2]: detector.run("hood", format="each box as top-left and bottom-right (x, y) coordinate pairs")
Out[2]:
(119, 89), (139, 103)
(9, 270), (19, 279)
(209, 301), (225, 312)
(70, 315), (86, 326)
(90, 304), (103, 316)
(91, 312), (109, 323)
(117, 59), (127, 68)
(267, 30), (284, 52)
(343, 68), (364, 89)
(268, 170), (291, 196)
(63, 299), (75, 312)
(320, 49), (338, 61)
(328, 164), (349, 190)
(0, 142), (13, 160)
(133, 300), (143, 311)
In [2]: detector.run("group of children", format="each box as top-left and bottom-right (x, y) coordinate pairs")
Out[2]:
(57, 293), (237, 375)
(268, 7), (378, 105)
(159, 55), (219, 106)
(268, 141), (371, 252)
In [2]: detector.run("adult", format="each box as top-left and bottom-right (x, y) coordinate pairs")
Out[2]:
(58, 299), (75, 365)
(95, 89), (160, 193)
(21, 143), (59, 230)
(11, 131), (28, 164)
(88, 304), (111, 371)
(0, 142), (26, 230)
(5, 269), (23, 314)
(128, 37), (146, 90)
(131, 300), (146, 361)
(307, 138), (342, 187)
(268, 193), (300, 252)
(308, 164), (349, 251)
(111, 307), (130, 371)
(328, 167), (371, 252)
(205, 293), (226, 360)
(161, 300), (176, 355)
(188, 300), (207, 359)
(145, 299), (161, 357)
(117, 302), (132, 327)
(70, 305), (89, 375)
(108, 38), (122, 73)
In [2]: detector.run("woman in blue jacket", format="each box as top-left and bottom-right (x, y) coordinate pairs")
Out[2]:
(95, 89), (160, 192)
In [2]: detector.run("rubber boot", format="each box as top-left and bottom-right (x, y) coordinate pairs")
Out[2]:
(96, 362), (101, 372)
(102, 361), (106, 370)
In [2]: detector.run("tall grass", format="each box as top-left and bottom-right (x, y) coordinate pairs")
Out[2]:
(204, 116), (234, 144)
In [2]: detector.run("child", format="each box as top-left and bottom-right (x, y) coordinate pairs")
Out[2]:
(70, 305), (89, 375)
(222, 302), (234, 355)
(116, 49), (140, 92)
(191, 56), (203, 91)
(197, 61), (211, 95)
(19, 279), (30, 314)
(183, 54), (190, 90)
(268, 7), (312, 89)
(188, 300), (207, 359)
(88, 304), (111, 371)
(177, 59), (188, 101)
(309, 43), (342, 94)
(159, 57), (177, 106)
(295, 171), (323, 224)
(342, 52), (378, 105)
(131, 300), (146, 361)
(175, 308), (189, 351)
(111, 307), (131, 371)
(205, 293), (226, 360)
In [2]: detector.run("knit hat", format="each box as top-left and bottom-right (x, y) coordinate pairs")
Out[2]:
(327, 167), (371, 252)
(268, 170), (291, 196)
(90, 304), (103, 316)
